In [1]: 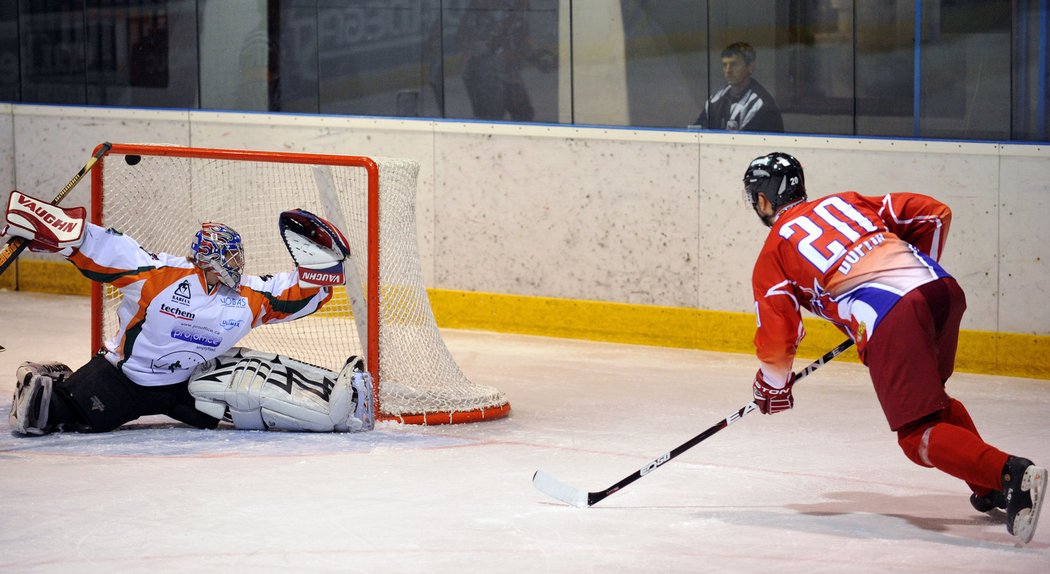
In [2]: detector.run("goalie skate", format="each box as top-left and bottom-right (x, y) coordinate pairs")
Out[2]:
(11, 362), (72, 435)
(340, 356), (374, 432)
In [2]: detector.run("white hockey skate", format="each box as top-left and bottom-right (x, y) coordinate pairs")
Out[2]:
(11, 362), (72, 435)
(343, 357), (375, 432)
(1002, 456), (1047, 544)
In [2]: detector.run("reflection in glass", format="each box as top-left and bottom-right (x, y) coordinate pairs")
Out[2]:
(0, 0), (1044, 143)
(1013, 0), (1048, 141)
(445, 0), (559, 122)
(0, 2), (17, 102)
(917, 0), (1010, 140)
(86, 0), (198, 108)
(774, 0), (854, 135)
(199, 0), (268, 111)
(273, 0), (320, 114)
(609, 0), (706, 128)
(317, 1), (440, 118)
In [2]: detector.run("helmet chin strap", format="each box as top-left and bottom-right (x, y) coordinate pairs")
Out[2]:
(753, 194), (777, 227)
(756, 198), (805, 228)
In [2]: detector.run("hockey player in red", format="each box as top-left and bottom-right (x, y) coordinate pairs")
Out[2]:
(742, 152), (1045, 544)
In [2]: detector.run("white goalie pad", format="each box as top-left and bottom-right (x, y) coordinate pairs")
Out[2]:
(187, 348), (373, 432)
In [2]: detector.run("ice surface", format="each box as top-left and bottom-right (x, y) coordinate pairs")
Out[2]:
(1, 290), (1048, 573)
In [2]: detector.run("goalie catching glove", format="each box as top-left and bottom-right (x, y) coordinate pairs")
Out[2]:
(188, 348), (374, 432)
(279, 208), (351, 288)
(3, 190), (86, 253)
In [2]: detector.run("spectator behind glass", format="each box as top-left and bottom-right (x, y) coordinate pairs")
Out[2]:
(693, 42), (783, 133)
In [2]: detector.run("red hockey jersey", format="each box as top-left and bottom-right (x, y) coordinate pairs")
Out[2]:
(751, 192), (952, 386)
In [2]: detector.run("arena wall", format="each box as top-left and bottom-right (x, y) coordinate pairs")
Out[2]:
(1, 104), (1047, 378)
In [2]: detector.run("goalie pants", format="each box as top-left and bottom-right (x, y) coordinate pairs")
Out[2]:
(865, 277), (1009, 495)
(49, 355), (221, 433)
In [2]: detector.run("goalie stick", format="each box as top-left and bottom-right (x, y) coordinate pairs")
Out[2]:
(0, 142), (113, 277)
(532, 338), (855, 508)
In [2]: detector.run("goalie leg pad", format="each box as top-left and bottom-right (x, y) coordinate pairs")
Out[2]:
(11, 362), (72, 435)
(188, 348), (371, 432)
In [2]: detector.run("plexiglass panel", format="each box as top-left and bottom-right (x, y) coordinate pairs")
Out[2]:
(0, 2), (18, 102)
(0, 1), (1045, 142)
(86, 0), (199, 108)
(772, 0), (855, 136)
(19, 1), (88, 104)
(316, 1), (440, 118)
(587, 0), (707, 128)
(442, 0), (560, 123)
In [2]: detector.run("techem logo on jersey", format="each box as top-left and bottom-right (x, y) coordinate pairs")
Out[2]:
(220, 296), (246, 308)
(170, 328), (222, 348)
(220, 318), (244, 331)
(172, 280), (192, 305)
(159, 304), (195, 321)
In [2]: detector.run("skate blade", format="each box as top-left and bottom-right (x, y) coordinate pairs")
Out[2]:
(1013, 465), (1047, 544)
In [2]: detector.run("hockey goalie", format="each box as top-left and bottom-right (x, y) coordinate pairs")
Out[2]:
(3, 190), (373, 435)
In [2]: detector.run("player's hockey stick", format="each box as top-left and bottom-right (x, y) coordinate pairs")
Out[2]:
(532, 338), (855, 508)
(0, 141), (113, 277)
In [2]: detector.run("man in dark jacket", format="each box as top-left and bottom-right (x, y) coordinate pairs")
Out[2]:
(694, 42), (783, 133)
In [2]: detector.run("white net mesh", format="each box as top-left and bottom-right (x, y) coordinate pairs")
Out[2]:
(94, 145), (508, 423)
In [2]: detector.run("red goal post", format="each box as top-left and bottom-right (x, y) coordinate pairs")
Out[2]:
(89, 143), (510, 425)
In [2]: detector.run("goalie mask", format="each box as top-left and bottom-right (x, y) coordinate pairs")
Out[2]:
(743, 152), (807, 227)
(192, 222), (244, 289)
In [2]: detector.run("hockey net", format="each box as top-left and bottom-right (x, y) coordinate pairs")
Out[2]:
(89, 143), (509, 424)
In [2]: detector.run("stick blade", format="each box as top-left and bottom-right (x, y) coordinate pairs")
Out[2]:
(532, 469), (590, 508)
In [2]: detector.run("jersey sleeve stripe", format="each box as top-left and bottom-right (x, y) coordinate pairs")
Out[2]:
(69, 251), (158, 286)
(764, 279), (801, 311)
(242, 285), (332, 324)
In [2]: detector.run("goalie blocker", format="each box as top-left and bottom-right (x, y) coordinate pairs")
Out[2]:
(188, 348), (375, 432)
(3, 190), (86, 252)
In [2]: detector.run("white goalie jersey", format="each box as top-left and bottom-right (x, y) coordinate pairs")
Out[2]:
(68, 224), (334, 386)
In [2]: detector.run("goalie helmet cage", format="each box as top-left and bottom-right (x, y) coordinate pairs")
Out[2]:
(89, 143), (510, 425)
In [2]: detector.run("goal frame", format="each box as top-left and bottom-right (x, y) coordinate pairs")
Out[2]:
(88, 143), (509, 425)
